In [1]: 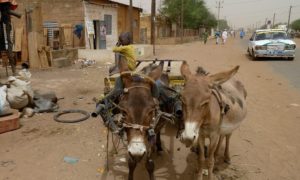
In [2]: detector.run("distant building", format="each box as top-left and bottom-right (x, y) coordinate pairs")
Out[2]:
(277, 24), (287, 31)
(12, 0), (142, 50)
(140, 14), (173, 44)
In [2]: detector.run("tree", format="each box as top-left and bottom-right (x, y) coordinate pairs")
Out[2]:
(291, 19), (300, 31)
(218, 19), (229, 30)
(160, 0), (217, 29)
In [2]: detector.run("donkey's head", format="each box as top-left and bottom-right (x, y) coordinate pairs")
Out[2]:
(180, 62), (239, 147)
(118, 60), (163, 161)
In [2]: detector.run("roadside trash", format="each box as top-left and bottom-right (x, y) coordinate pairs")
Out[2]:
(97, 167), (105, 174)
(63, 156), (79, 164)
(53, 109), (90, 123)
(6, 76), (34, 110)
(202, 169), (209, 176)
(0, 160), (15, 167)
(0, 86), (12, 117)
(76, 59), (96, 68)
(33, 91), (59, 113)
(21, 107), (34, 118)
(18, 68), (31, 81)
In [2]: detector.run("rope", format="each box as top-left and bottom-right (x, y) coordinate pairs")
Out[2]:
(122, 122), (150, 132)
(124, 85), (150, 93)
(211, 86), (226, 125)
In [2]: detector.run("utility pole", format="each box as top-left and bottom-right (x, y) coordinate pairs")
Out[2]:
(216, 1), (223, 31)
(151, 0), (156, 54)
(287, 5), (292, 31)
(272, 13), (276, 28)
(181, 0), (184, 43)
(265, 18), (267, 26)
(129, 0), (133, 42)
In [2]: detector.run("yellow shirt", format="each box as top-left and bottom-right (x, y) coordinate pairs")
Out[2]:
(113, 45), (136, 71)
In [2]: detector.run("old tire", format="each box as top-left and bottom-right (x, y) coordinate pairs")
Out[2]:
(54, 109), (90, 123)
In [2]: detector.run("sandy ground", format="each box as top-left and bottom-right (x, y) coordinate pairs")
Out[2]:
(0, 38), (300, 180)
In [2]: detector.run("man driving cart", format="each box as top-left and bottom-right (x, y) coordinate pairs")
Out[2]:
(92, 32), (183, 134)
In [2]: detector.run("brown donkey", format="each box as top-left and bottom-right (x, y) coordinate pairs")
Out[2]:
(117, 60), (164, 180)
(179, 62), (247, 180)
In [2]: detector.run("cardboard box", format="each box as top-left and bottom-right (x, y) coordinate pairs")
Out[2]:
(0, 110), (20, 134)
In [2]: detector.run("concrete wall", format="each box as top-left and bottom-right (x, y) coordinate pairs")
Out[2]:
(90, 0), (141, 43)
(51, 48), (78, 62)
(78, 44), (153, 63)
(13, 0), (84, 27)
(116, 3), (140, 43)
(156, 36), (200, 45)
(83, 1), (118, 48)
(140, 15), (151, 43)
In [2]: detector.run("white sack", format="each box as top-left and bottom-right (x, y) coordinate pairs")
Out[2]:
(0, 86), (12, 116)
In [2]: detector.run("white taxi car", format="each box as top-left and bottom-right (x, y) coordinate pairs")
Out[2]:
(248, 29), (296, 60)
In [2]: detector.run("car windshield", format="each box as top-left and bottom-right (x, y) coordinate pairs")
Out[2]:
(255, 31), (287, 40)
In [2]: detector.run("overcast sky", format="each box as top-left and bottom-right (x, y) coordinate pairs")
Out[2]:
(113, 0), (300, 29)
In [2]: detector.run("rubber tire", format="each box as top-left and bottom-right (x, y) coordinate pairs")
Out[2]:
(251, 49), (257, 61)
(54, 109), (90, 123)
(247, 48), (251, 56)
(288, 57), (294, 61)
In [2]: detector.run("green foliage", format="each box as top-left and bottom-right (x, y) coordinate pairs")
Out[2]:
(291, 19), (300, 31)
(218, 19), (229, 30)
(160, 0), (217, 29)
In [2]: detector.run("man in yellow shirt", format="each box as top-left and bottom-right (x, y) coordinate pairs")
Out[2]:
(109, 32), (136, 75)
(94, 32), (136, 133)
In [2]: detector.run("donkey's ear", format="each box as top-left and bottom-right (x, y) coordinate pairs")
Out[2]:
(149, 61), (163, 81)
(120, 72), (131, 87)
(208, 66), (239, 85)
(181, 61), (192, 80)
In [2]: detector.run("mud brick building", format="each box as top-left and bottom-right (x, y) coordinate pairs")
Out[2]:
(11, 0), (142, 66)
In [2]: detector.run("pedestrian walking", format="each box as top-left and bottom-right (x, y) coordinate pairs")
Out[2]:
(203, 31), (208, 44)
(240, 29), (245, 39)
(215, 31), (221, 44)
(222, 29), (228, 44)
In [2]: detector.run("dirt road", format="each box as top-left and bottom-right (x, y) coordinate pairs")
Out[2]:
(1, 37), (300, 180)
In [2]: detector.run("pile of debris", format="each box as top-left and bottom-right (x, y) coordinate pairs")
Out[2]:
(0, 64), (59, 119)
(75, 58), (96, 68)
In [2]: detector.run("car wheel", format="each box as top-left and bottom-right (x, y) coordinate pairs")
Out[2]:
(251, 50), (257, 60)
(288, 57), (294, 61)
(247, 48), (251, 56)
